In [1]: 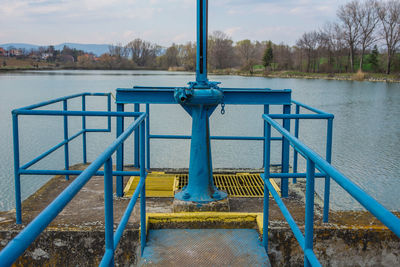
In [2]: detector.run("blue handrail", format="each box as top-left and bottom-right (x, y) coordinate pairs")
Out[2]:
(262, 113), (400, 267)
(0, 112), (147, 267)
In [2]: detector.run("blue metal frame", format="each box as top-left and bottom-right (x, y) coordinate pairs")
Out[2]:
(2, 99), (148, 266)
(11, 93), (136, 224)
(262, 113), (400, 266)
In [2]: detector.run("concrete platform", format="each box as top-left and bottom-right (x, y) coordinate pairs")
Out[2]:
(139, 229), (271, 267)
(0, 164), (399, 266)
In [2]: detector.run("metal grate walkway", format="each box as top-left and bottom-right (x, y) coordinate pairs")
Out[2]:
(139, 229), (270, 267)
(124, 173), (280, 198)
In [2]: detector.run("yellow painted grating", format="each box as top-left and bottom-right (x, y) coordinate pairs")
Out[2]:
(174, 173), (280, 198)
(124, 172), (280, 198)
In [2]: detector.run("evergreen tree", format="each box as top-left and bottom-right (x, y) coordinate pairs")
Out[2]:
(368, 45), (379, 72)
(262, 41), (273, 68)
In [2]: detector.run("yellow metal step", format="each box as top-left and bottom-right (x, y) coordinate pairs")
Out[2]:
(124, 172), (176, 197)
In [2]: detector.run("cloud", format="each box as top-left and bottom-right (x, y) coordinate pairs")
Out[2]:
(0, 0), (350, 46)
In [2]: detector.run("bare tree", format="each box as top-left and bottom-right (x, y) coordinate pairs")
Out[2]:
(377, 0), (400, 74)
(165, 44), (180, 68)
(236, 39), (257, 71)
(179, 42), (196, 71)
(109, 43), (129, 59)
(125, 38), (160, 67)
(208, 31), (235, 69)
(296, 31), (319, 72)
(337, 0), (361, 72)
(321, 22), (347, 72)
(356, 0), (380, 71)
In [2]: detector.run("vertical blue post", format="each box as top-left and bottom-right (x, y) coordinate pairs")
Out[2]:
(63, 100), (69, 181)
(116, 103), (124, 197)
(145, 104), (150, 169)
(323, 118), (333, 223)
(12, 113), (22, 224)
(293, 104), (300, 183)
(263, 121), (271, 252)
(281, 104), (291, 197)
(196, 0), (209, 85)
(107, 94), (112, 131)
(82, 95), (87, 164)
(305, 158), (315, 267)
(262, 104), (269, 168)
(104, 157), (114, 266)
(134, 104), (140, 168)
(140, 122), (146, 254)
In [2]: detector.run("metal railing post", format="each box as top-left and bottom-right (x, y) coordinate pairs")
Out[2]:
(116, 103), (124, 197)
(12, 113), (22, 224)
(293, 104), (300, 183)
(134, 104), (140, 168)
(146, 104), (150, 169)
(104, 157), (114, 266)
(82, 95), (87, 164)
(107, 94), (112, 131)
(63, 100), (69, 180)
(262, 104), (269, 168)
(305, 158), (315, 267)
(281, 104), (291, 197)
(263, 121), (271, 252)
(323, 118), (333, 223)
(140, 121), (146, 254)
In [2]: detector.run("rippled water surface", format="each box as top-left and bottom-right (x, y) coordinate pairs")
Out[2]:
(0, 70), (399, 211)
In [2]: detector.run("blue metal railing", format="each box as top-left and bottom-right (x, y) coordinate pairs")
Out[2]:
(1, 94), (148, 266)
(11, 93), (147, 224)
(262, 113), (400, 267)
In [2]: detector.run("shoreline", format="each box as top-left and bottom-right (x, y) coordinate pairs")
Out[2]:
(1, 67), (399, 83)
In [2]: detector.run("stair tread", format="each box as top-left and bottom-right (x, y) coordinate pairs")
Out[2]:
(139, 229), (270, 267)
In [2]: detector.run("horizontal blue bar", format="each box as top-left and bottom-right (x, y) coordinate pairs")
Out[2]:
(263, 114), (400, 238)
(0, 113), (147, 266)
(14, 93), (86, 111)
(269, 114), (333, 119)
(19, 169), (141, 177)
(21, 130), (84, 170)
(13, 93), (111, 112)
(116, 88), (292, 105)
(85, 129), (110, 133)
(269, 172), (326, 178)
(13, 110), (141, 117)
(149, 134), (282, 141)
(114, 175), (145, 245)
(292, 100), (333, 117)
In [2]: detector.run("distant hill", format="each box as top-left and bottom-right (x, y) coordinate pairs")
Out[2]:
(0, 43), (110, 56)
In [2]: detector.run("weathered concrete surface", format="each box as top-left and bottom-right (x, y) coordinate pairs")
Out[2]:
(172, 198), (230, 212)
(0, 164), (399, 266)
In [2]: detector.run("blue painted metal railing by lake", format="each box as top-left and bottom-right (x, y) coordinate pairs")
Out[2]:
(1, 95), (148, 266)
(262, 113), (400, 267)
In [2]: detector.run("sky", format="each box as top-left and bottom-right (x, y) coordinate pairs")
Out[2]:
(0, 0), (350, 46)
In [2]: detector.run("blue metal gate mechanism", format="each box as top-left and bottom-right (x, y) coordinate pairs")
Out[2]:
(1, 0), (400, 266)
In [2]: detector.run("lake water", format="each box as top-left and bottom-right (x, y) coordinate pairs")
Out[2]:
(0, 70), (399, 211)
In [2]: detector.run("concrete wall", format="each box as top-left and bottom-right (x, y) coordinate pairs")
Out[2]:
(0, 229), (139, 267)
(1, 227), (399, 266)
(268, 227), (400, 267)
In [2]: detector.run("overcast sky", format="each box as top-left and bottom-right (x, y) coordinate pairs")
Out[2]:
(0, 0), (350, 46)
